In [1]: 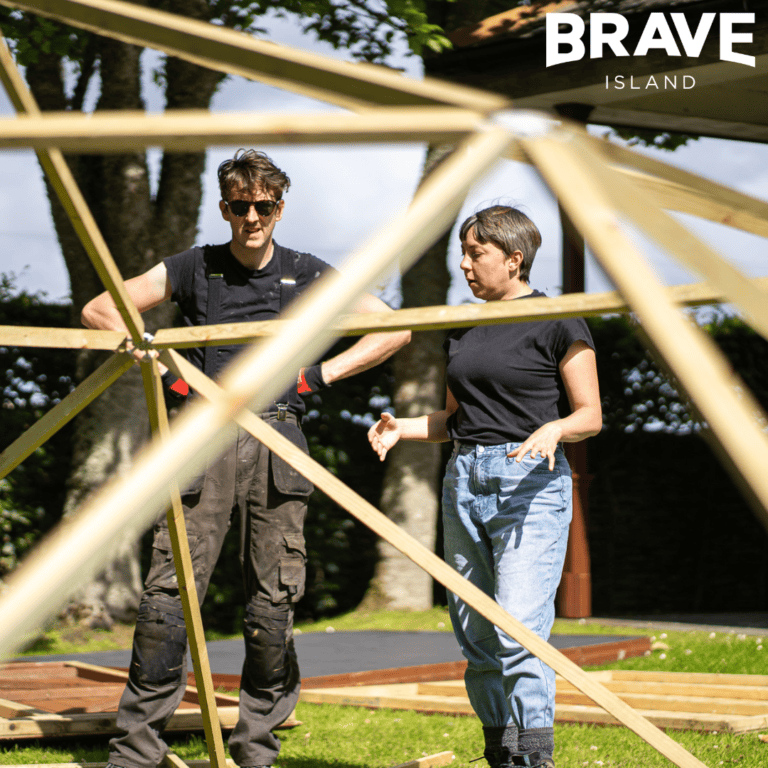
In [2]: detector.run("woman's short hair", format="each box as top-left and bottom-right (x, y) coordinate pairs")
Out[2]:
(459, 206), (542, 283)
(217, 149), (291, 201)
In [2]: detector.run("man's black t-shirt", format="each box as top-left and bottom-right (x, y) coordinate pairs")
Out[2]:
(444, 290), (595, 445)
(164, 241), (334, 415)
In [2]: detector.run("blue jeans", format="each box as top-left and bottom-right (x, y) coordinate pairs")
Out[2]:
(442, 441), (572, 730)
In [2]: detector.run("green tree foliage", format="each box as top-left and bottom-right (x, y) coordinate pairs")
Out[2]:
(592, 314), (768, 435)
(0, 0), (453, 75)
(608, 127), (696, 152)
(586, 314), (768, 615)
(0, 276), (75, 578)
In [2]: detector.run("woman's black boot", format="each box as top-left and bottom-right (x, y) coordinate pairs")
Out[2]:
(514, 727), (555, 767)
(482, 725), (518, 768)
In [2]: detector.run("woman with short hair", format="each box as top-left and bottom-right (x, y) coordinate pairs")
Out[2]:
(369, 206), (602, 768)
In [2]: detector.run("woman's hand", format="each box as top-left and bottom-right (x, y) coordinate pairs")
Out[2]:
(368, 412), (402, 461)
(507, 421), (564, 471)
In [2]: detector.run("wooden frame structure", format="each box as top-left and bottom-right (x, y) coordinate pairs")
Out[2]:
(0, 2), (767, 768)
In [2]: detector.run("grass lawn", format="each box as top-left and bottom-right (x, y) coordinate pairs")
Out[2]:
(7, 611), (768, 767)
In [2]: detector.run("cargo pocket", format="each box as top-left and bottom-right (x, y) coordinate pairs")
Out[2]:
(131, 596), (187, 686)
(279, 533), (307, 602)
(180, 470), (205, 504)
(270, 420), (314, 496)
(146, 528), (200, 590)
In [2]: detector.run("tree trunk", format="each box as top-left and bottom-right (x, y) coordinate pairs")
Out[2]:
(361, 145), (455, 611)
(25, 13), (223, 626)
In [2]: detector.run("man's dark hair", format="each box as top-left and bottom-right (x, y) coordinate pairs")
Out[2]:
(459, 206), (542, 283)
(217, 149), (291, 201)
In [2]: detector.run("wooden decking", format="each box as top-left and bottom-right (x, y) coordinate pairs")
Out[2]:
(0, 660), (244, 740)
(300, 670), (768, 734)
(7, 659), (767, 737)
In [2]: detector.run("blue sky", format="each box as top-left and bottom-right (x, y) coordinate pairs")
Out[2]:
(1, 12), (766, 310)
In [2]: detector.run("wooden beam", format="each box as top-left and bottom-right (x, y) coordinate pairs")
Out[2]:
(149, 276), (768, 348)
(162, 753), (191, 768)
(6, 275), (768, 354)
(573, 134), (768, 342)
(616, 166), (768, 240)
(0, 697), (45, 718)
(0, 0), (508, 113)
(140, 361), (227, 768)
(0, 324), (124, 350)
(0, 107), (483, 152)
(588, 132), (768, 239)
(505, 135), (768, 239)
(0, 34), (144, 342)
(165, 349), (707, 768)
(389, 752), (454, 768)
(0, 352), (134, 479)
(520, 127), (768, 533)
(0, 707), (241, 740)
(0, 126), (512, 663)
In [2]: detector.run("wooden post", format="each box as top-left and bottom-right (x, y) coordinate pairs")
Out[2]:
(140, 361), (227, 768)
(557, 205), (592, 618)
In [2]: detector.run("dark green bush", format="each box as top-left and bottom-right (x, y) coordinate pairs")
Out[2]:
(585, 314), (768, 616)
(0, 276), (75, 577)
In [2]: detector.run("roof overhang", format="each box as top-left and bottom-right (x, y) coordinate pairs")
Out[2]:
(425, 1), (768, 142)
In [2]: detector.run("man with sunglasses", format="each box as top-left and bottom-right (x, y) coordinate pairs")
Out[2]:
(82, 149), (410, 768)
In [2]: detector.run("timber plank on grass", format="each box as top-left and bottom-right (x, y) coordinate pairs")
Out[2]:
(299, 671), (768, 733)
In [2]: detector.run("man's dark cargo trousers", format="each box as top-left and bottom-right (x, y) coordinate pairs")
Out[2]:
(109, 416), (312, 768)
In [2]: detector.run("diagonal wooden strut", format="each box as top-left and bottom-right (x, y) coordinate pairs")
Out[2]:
(0, 0), (508, 113)
(614, 166), (768, 240)
(577, 131), (768, 342)
(164, 349), (707, 768)
(0, 352), (134, 479)
(0, 124), (513, 663)
(139, 361), (227, 768)
(520, 127), (768, 533)
(589, 133), (768, 239)
(0, 33), (144, 342)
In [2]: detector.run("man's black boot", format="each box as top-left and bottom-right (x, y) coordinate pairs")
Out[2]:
(482, 725), (518, 768)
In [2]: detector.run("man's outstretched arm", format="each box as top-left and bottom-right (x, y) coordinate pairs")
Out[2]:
(81, 262), (171, 332)
(304, 293), (411, 389)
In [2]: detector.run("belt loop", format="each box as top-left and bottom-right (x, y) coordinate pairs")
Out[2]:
(276, 403), (288, 421)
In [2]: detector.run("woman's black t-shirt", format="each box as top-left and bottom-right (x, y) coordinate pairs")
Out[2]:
(164, 241), (334, 414)
(444, 290), (595, 445)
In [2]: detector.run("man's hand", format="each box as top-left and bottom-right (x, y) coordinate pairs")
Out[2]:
(297, 364), (328, 395)
(368, 412), (402, 461)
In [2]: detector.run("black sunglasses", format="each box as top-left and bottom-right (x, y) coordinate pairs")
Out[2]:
(225, 199), (279, 217)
